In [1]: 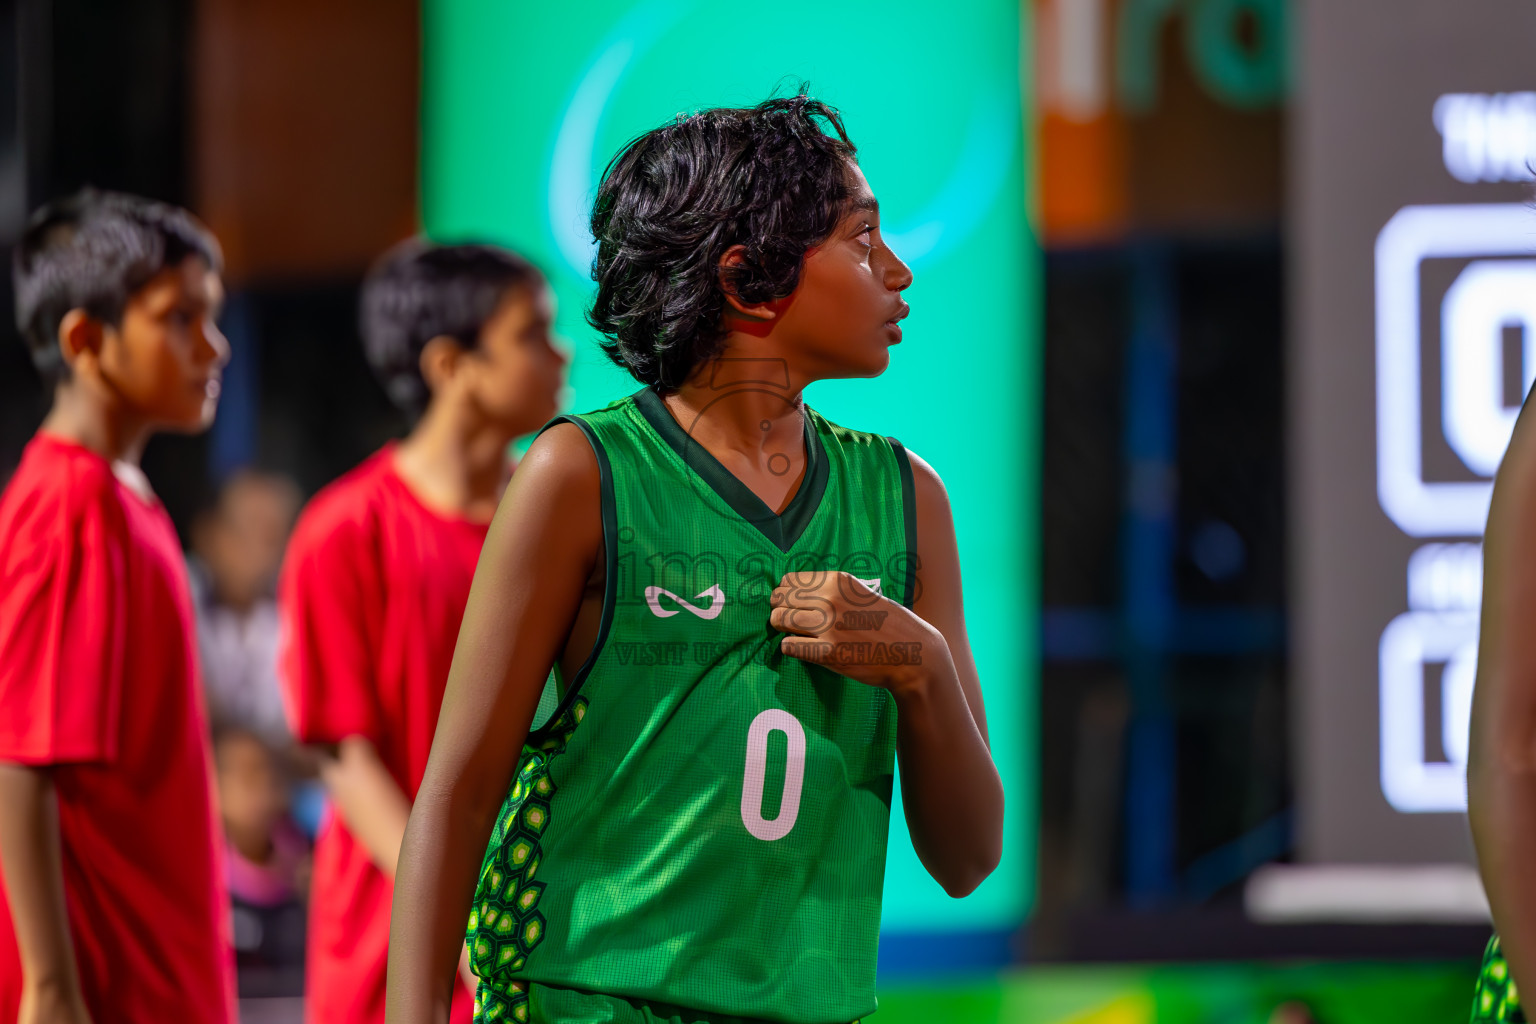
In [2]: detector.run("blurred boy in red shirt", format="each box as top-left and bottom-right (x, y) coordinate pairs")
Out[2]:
(0, 189), (235, 1023)
(278, 241), (564, 1024)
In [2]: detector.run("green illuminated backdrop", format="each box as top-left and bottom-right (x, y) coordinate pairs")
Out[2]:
(423, 0), (1038, 937)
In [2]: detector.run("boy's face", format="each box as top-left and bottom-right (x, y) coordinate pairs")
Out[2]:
(458, 280), (567, 436)
(196, 473), (298, 610)
(216, 731), (283, 839)
(774, 161), (913, 379)
(101, 255), (229, 432)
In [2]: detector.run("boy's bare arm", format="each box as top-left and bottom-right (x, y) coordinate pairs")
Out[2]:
(888, 451), (1004, 896)
(322, 737), (477, 989)
(0, 763), (92, 1023)
(1470, 398), (1536, 998)
(386, 423), (601, 1024)
(319, 737), (412, 879)
(769, 450), (1003, 897)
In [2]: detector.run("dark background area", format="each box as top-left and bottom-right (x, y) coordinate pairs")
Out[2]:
(1031, 239), (1290, 957)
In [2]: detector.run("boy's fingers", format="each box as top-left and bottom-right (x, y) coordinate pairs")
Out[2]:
(780, 634), (833, 665)
(769, 604), (830, 636)
(777, 570), (834, 594)
(770, 583), (826, 607)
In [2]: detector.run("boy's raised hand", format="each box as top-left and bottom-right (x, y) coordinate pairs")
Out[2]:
(769, 571), (951, 694)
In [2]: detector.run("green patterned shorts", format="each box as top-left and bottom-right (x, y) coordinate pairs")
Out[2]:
(1473, 934), (1527, 1022)
(475, 981), (862, 1024)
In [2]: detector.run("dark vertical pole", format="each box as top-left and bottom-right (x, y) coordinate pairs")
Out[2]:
(1121, 241), (1178, 904)
(208, 290), (257, 482)
(0, 0), (25, 238)
(16, 0), (49, 209)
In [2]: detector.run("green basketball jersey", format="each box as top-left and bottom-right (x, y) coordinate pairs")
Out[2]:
(467, 386), (917, 1024)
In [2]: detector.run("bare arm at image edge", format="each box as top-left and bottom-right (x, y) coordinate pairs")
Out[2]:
(0, 763), (93, 1024)
(1471, 394), (1536, 1000)
(385, 423), (602, 1024)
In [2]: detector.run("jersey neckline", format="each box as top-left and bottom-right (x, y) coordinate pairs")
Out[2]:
(630, 387), (830, 553)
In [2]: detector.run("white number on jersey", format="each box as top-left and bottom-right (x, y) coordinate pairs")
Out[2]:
(740, 709), (806, 841)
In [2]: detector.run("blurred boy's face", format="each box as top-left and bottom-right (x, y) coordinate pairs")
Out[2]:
(101, 255), (229, 432)
(771, 161), (913, 379)
(459, 281), (567, 437)
(216, 731), (284, 855)
(195, 472), (299, 611)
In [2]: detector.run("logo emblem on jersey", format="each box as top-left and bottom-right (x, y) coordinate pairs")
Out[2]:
(644, 584), (727, 620)
(856, 577), (883, 597)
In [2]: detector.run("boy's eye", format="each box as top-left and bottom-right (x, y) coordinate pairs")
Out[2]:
(855, 226), (874, 246)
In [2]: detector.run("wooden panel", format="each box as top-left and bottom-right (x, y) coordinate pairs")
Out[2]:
(193, 0), (418, 282)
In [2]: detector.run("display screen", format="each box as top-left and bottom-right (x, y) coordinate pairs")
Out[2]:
(1293, 0), (1536, 862)
(422, 0), (1037, 937)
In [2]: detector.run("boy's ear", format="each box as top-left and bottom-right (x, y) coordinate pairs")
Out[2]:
(57, 309), (106, 373)
(418, 334), (469, 395)
(717, 246), (779, 324)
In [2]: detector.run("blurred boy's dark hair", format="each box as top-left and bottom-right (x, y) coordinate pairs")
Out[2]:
(587, 87), (857, 392)
(359, 240), (541, 418)
(13, 187), (224, 386)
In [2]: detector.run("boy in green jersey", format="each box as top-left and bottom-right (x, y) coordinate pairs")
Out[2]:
(385, 90), (1005, 1024)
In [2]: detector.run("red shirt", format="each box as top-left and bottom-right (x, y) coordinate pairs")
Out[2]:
(279, 446), (484, 1024)
(0, 434), (235, 1024)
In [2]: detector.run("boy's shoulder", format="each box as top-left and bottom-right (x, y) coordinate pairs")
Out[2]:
(287, 446), (397, 553)
(805, 404), (897, 446)
(532, 395), (643, 460)
(0, 433), (124, 537)
(558, 393), (640, 429)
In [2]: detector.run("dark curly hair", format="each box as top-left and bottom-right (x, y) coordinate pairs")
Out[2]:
(587, 89), (858, 391)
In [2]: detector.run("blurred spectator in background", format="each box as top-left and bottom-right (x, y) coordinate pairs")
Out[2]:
(215, 725), (309, 998)
(190, 468), (302, 748)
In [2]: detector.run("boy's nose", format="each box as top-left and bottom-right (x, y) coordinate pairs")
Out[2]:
(551, 337), (572, 369)
(201, 321), (232, 369)
(884, 247), (915, 292)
